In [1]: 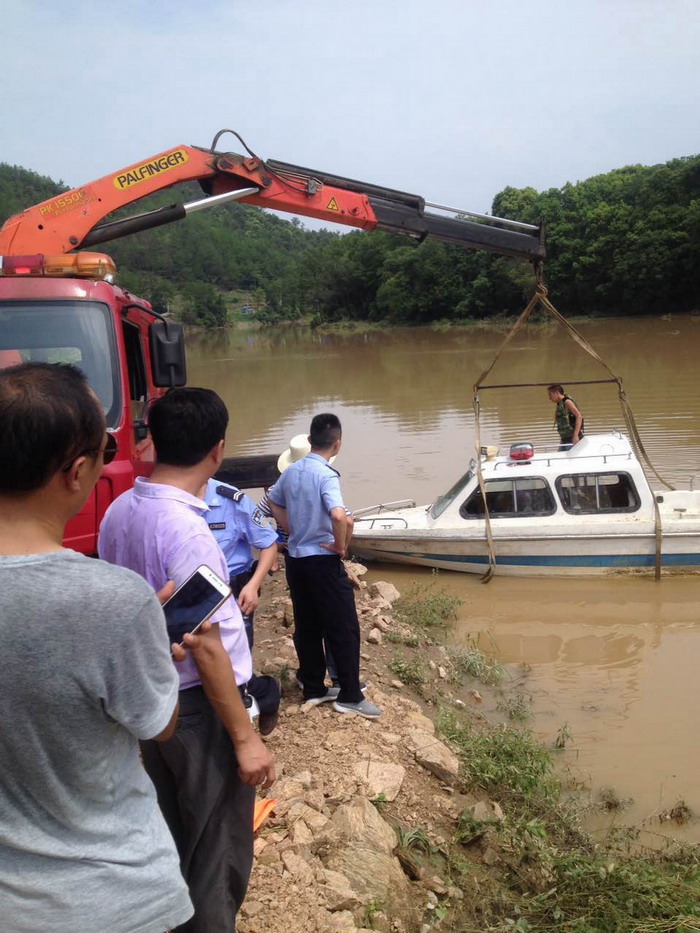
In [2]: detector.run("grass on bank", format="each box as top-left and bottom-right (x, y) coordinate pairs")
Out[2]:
(393, 582), (462, 640)
(448, 637), (505, 686)
(437, 710), (700, 932)
(385, 586), (700, 931)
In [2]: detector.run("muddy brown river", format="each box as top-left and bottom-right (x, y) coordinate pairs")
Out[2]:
(188, 313), (700, 840)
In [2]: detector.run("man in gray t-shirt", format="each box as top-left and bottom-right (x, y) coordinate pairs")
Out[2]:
(0, 363), (192, 933)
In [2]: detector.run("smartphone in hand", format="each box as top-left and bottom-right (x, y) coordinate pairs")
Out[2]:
(162, 565), (231, 645)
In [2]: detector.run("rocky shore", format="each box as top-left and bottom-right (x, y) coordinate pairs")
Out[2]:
(240, 564), (500, 933)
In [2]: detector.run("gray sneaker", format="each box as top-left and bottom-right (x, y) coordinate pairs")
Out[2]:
(303, 687), (341, 708)
(333, 698), (381, 720)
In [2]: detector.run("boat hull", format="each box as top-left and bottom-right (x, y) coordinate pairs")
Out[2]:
(350, 531), (700, 577)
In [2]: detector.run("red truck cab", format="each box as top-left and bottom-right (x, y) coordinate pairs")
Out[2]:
(0, 256), (186, 553)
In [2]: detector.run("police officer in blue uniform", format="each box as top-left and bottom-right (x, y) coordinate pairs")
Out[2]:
(203, 478), (281, 734)
(204, 479), (279, 645)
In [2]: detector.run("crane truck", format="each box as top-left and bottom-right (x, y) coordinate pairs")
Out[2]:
(0, 130), (545, 554)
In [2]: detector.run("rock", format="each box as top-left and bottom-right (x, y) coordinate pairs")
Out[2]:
(369, 581), (401, 604)
(291, 819), (315, 845)
(481, 842), (501, 866)
(272, 776), (309, 802)
(367, 628), (383, 645)
(453, 698), (466, 709)
(325, 845), (412, 919)
(286, 800), (330, 832)
(304, 788), (326, 812)
(281, 850), (316, 885)
(353, 759), (406, 801)
(363, 912), (391, 933)
(379, 732), (401, 745)
(466, 800), (505, 823)
(468, 688), (483, 703)
(324, 729), (351, 749)
(330, 796), (397, 854)
(438, 665), (448, 680)
(396, 846), (423, 880)
(428, 659), (437, 671)
(408, 731), (460, 783)
(345, 563), (368, 589)
(318, 868), (363, 912)
(257, 847), (281, 866)
(261, 656), (287, 674)
(390, 680), (404, 689)
(239, 899), (263, 917)
(372, 615), (391, 633)
(253, 836), (268, 857)
(326, 909), (359, 931)
(404, 710), (436, 735)
(371, 597), (393, 612)
(423, 875), (449, 895)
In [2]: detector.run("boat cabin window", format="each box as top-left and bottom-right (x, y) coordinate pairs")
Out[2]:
(460, 477), (556, 519)
(556, 472), (640, 514)
(430, 467), (475, 519)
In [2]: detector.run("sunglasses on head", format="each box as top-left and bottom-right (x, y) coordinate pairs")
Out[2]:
(62, 432), (118, 472)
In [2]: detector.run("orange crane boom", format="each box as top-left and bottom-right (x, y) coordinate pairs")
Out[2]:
(0, 131), (545, 262)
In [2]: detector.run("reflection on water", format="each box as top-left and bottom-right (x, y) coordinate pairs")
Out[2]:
(188, 315), (700, 838)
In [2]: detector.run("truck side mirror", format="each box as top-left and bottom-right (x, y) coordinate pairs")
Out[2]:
(149, 321), (187, 387)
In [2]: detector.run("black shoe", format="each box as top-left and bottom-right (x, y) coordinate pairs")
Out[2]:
(258, 708), (280, 736)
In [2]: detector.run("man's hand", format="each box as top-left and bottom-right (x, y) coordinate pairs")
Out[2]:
(237, 581), (260, 615)
(235, 731), (277, 789)
(171, 620), (212, 662)
(320, 540), (346, 557)
(156, 580), (176, 605)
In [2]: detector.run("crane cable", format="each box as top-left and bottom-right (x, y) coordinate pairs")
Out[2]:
(472, 265), (672, 582)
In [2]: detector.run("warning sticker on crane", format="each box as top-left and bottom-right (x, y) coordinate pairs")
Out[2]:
(326, 198), (340, 212)
(114, 150), (189, 191)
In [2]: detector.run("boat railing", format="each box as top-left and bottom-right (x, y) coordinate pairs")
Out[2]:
(353, 515), (411, 530)
(491, 450), (634, 471)
(353, 498), (416, 518)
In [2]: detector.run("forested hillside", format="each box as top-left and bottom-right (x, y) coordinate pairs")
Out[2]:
(2, 154), (699, 325)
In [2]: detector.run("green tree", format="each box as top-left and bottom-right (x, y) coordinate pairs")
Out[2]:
(181, 282), (228, 327)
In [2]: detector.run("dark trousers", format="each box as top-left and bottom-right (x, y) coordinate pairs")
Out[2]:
(230, 568), (256, 649)
(285, 553), (363, 704)
(230, 568), (280, 716)
(140, 686), (255, 933)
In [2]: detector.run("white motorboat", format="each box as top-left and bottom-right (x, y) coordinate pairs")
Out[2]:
(350, 433), (700, 576)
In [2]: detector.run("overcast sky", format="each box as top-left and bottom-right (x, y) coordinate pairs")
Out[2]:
(2, 0), (698, 224)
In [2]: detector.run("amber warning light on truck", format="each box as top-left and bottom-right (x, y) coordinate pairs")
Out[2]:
(0, 253), (117, 281)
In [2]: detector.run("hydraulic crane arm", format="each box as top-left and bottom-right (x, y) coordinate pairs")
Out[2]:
(0, 133), (545, 262)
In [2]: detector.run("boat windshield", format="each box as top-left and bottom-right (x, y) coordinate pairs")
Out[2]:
(0, 300), (121, 428)
(430, 466), (475, 520)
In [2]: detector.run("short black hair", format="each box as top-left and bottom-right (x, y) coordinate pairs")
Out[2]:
(149, 387), (228, 466)
(309, 413), (342, 449)
(548, 384), (565, 395)
(0, 362), (104, 495)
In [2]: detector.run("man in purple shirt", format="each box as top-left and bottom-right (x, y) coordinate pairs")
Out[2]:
(99, 387), (276, 933)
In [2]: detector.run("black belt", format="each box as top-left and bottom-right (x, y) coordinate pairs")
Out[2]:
(229, 563), (257, 598)
(180, 682), (252, 710)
